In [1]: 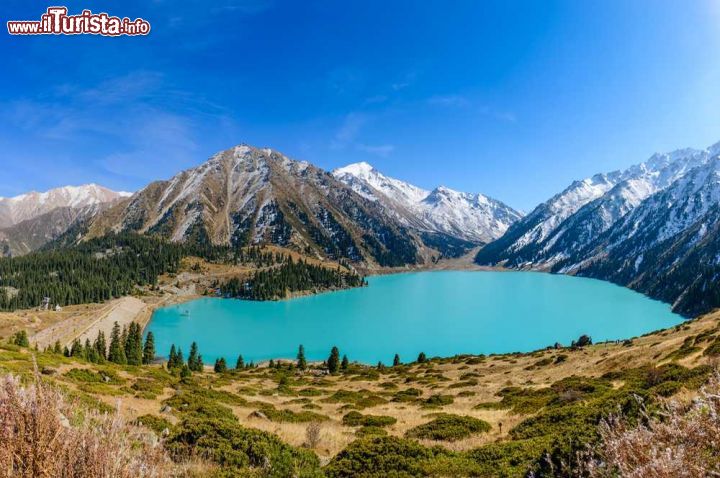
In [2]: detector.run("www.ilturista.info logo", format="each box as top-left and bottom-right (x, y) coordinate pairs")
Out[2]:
(7, 7), (150, 36)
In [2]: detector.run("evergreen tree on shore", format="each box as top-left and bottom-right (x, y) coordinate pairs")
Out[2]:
(417, 352), (427, 364)
(297, 345), (307, 371)
(93, 331), (107, 361)
(214, 357), (227, 373)
(168, 344), (183, 369)
(188, 342), (201, 371)
(108, 322), (127, 364)
(142, 332), (155, 365)
(327, 346), (340, 374)
(393, 354), (401, 367)
(236, 354), (245, 370)
(125, 322), (143, 366)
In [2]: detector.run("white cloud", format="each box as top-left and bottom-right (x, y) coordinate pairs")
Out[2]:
(427, 94), (470, 107)
(357, 143), (395, 157)
(330, 113), (394, 157)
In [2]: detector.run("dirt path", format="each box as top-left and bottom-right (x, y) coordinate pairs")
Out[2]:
(73, 297), (147, 346)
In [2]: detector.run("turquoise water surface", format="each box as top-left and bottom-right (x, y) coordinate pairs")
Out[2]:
(147, 271), (683, 364)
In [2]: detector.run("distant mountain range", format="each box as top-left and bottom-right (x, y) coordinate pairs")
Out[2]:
(0, 185), (130, 256)
(4, 140), (720, 316)
(332, 162), (521, 243)
(476, 141), (720, 316)
(72, 145), (521, 267)
(0, 184), (130, 229)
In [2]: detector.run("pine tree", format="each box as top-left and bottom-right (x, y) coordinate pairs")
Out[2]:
(63, 346), (70, 357)
(85, 338), (100, 363)
(108, 322), (127, 364)
(94, 331), (107, 361)
(180, 364), (192, 378)
(377, 361), (385, 371)
(297, 345), (307, 371)
(121, 325), (128, 354)
(417, 352), (427, 363)
(13, 330), (29, 347)
(168, 344), (178, 369)
(53, 340), (62, 355)
(70, 339), (83, 357)
(125, 322), (143, 366)
(142, 331), (155, 365)
(196, 355), (203, 371)
(341, 354), (349, 371)
(236, 354), (245, 370)
(188, 342), (200, 371)
(327, 346), (340, 374)
(214, 357), (227, 373)
(176, 348), (184, 368)
(269, 359), (275, 369)
(393, 354), (401, 367)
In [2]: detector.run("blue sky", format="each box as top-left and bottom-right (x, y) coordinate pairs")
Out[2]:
(1, 0), (719, 210)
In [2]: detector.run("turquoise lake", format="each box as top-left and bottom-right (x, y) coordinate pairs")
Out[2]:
(147, 271), (683, 364)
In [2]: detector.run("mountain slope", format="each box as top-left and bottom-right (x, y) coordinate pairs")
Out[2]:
(0, 204), (111, 257)
(476, 147), (714, 268)
(82, 145), (422, 267)
(332, 162), (522, 243)
(557, 156), (720, 316)
(0, 184), (130, 229)
(477, 141), (720, 316)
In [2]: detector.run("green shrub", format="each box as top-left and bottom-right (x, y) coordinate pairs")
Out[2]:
(342, 411), (397, 427)
(392, 387), (423, 403)
(135, 414), (173, 435)
(406, 414), (490, 441)
(422, 394), (453, 408)
(259, 404), (329, 423)
(168, 415), (322, 476)
(704, 337), (720, 356)
(325, 436), (438, 478)
(64, 368), (123, 385)
(355, 426), (388, 438)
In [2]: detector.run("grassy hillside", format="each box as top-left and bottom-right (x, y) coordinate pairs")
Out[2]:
(1, 310), (719, 477)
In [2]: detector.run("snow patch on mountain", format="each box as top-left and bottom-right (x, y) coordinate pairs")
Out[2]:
(0, 184), (131, 229)
(332, 162), (522, 243)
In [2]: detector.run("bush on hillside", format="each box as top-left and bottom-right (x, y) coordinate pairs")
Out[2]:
(406, 414), (491, 441)
(342, 411), (397, 427)
(582, 370), (720, 477)
(0, 372), (172, 477)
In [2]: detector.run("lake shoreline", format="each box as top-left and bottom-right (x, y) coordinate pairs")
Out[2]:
(147, 270), (684, 366)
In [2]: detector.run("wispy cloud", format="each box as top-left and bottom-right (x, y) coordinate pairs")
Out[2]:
(332, 113), (367, 146)
(427, 94), (470, 107)
(478, 105), (517, 123)
(391, 72), (417, 91)
(0, 71), (228, 185)
(330, 113), (394, 157)
(426, 94), (517, 122)
(357, 143), (395, 157)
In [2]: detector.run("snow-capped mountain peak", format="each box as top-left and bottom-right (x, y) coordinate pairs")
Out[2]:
(333, 162), (429, 205)
(0, 184), (130, 229)
(333, 162), (522, 243)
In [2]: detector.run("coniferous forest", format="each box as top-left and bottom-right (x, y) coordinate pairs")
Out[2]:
(0, 232), (365, 311)
(221, 257), (366, 300)
(0, 233), (187, 311)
